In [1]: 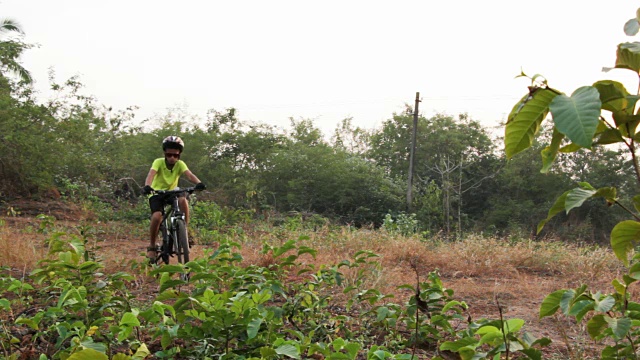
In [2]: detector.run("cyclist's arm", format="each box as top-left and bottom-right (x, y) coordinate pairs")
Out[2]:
(183, 170), (201, 185)
(145, 168), (157, 187)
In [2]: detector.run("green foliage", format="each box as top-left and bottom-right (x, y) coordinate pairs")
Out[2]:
(0, 219), (544, 359)
(0, 19), (32, 83)
(504, 7), (640, 359)
(381, 213), (419, 237)
(261, 136), (404, 225)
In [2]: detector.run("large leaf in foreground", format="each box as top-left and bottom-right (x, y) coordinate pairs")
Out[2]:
(611, 220), (640, 266)
(540, 129), (564, 173)
(616, 42), (640, 73)
(593, 80), (629, 113)
(625, 18), (640, 36)
(505, 88), (558, 158)
(565, 187), (597, 213)
(550, 86), (602, 148)
(540, 289), (566, 318)
(537, 190), (570, 234)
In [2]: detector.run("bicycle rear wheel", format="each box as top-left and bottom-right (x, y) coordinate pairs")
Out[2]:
(175, 219), (190, 265)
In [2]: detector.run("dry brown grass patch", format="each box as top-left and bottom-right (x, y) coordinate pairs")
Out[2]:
(0, 222), (47, 270)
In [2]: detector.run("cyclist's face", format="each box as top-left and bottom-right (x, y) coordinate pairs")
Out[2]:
(164, 150), (180, 165)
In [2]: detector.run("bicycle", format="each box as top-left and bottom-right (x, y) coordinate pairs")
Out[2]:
(150, 186), (200, 279)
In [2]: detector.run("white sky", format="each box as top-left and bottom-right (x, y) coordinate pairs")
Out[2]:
(2, 1), (640, 136)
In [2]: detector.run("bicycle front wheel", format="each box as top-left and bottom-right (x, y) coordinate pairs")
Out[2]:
(174, 219), (190, 265)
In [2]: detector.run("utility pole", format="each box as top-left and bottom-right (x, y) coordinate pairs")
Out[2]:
(407, 92), (421, 212)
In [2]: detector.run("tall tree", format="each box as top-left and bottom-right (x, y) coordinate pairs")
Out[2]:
(368, 111), (498, 234)
(0, 18), (32, 83)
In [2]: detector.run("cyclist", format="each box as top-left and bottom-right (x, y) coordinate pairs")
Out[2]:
(142, 136), (206, 262)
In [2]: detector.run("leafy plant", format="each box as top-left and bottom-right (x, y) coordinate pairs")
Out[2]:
(382, 212), (419, 237)
(505, 7), (640, 359)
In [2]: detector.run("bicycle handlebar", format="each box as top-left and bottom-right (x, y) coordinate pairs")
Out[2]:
(151, 187), (200, 196)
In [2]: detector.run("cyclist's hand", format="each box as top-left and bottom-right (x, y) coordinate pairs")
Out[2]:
(142, 185), (154, 195)
(195, 182), (206, 191)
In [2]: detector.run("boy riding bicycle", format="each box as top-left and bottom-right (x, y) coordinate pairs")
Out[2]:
(142, 136), (206, 262)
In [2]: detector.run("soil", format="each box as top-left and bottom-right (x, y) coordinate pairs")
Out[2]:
(0, 200), (614, 359)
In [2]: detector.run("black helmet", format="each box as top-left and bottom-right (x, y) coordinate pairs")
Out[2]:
(162, 136), (184, 152)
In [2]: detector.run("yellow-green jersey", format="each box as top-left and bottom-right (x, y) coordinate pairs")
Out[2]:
(150, 158), (189, 190)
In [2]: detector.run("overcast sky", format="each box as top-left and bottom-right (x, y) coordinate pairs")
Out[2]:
(2, 1), (639, 135)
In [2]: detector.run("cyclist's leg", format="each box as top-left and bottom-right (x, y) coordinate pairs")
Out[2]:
(178, 196), (194, 246)
(148, 196), (163, 259)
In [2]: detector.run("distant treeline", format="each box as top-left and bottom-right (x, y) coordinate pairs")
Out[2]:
(0, 74), (632, 242)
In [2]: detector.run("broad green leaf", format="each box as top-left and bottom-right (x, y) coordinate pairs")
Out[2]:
(604, 316), (632, 339)
(633, 195), (640, 213)
(565, 187), (596, 213)
(161, 331), (171, 349)
(479, 331), (504, 346)
(376, 306), (390, 321)
(613, 96), (640, 132)
(275, 344), (300, 359)
(624, 274), (638, 286)
(132, 344), (150, 360)
(594, 296), (616, 312)
(625, 19), (640, 36)
(520, 348), (542, 360)
(111, 355), (130, 360)
(630, 263), (640, 282)
(80, 338), (107, 353)
(247, 317), (262, 340)
(569, 300), (594, 323)
(459, 347), (477, 360)
(15, 317), (38, 330)
(587, 314), (607, 339)
(260, 347), (278, 358)
(593, 80), (630, 112)
(273, 240), (297, 257)
(577, 182), (595, 190)
(159, 279), (186, 293)
(594, 129), (624, 145)
(119, 312), (140, 327)
(345, 343), (361, 359)
(504, 319), (525, 334)
(593, 187), (617, 205)
(150, 264), (184, 275)
(440, 337), (479, 351)
(550, 86), (602, 148)
(332, 338), (346, 351)
(476, 326), (500, 335)
(559, 143), (582, 153)
(505, 88), (558, 158)
(616, 42), (640, 73)
(611, 220), (640, 266)
(560, 289), (576, 315)
(537, 190), (570, 234)
(67, 349), (108, 360)
(628, 301), (640, 312)
(442, 300), (463, 313)
(612, 278), (627, 295)
(540, 290), (566, 318)
(540, 129), (564, 173)
(532, 337), (552, 347)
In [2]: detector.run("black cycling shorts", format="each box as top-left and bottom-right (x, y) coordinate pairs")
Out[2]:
(148, 193), (186, 213)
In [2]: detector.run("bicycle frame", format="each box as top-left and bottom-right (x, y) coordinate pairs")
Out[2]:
(159, 195), (184, 255)
(152, 187), (196, 264)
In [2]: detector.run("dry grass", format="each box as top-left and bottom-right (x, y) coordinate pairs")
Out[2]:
(237, 225), (621, 311)
(0, 218), (48, 271)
